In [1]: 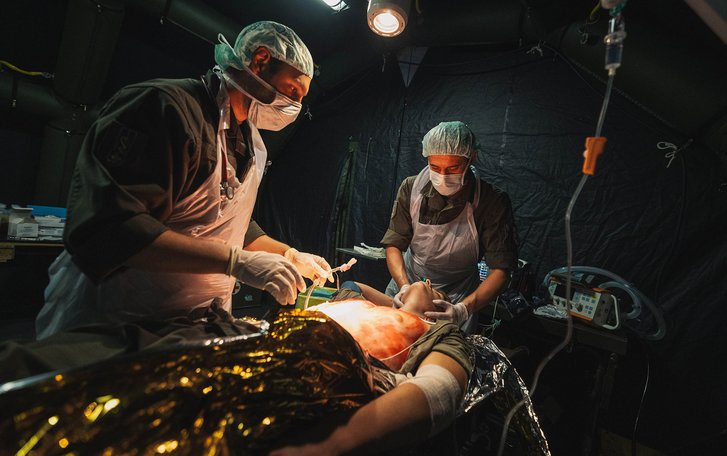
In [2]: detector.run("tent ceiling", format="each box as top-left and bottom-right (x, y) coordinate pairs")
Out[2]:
(5, 0), (725, 94)
(2, 0), (726, 164)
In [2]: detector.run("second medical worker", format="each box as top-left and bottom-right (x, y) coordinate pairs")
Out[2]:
(382, 121), (519, 330)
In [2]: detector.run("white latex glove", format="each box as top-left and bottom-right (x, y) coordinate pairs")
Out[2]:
(283, 248), (333, 284)
(228, 246), (305, 305)
(425, 299), (470, 326)
(392, 284), (410, 309)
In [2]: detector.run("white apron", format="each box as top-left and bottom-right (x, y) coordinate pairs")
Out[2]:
(36, 99), (266, 339)
(386, 166), (481, 305)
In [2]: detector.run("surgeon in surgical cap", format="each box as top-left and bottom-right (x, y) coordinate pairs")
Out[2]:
(36, 21), (332, 339)
(380, 121), (519, 332)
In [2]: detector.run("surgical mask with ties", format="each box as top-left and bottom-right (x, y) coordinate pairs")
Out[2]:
(221, 66), (302, 131)
(247, 94), (301, 131)
(429, 170), (465, 196)
(215, 34), (302, 131)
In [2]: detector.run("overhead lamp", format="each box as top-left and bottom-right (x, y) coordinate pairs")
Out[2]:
(319, 0), (348, 12)
(367, 0), (409, 37)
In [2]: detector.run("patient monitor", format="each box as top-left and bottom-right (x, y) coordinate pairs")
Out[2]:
(547, 274), (620, 330)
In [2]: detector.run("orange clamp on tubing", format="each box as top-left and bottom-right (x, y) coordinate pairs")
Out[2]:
(582, 136), (607, 175)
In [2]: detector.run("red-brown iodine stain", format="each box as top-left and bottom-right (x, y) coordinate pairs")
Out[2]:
(310, 299), (429, 371)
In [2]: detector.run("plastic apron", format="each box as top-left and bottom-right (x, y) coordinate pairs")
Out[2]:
(36, 98), (266, 339)
(385, 167), (482, 306)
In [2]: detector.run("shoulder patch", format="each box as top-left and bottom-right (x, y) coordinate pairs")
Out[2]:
(99, 120), (147, 168)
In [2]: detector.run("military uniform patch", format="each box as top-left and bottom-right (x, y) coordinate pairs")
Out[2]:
(100, 120), (147, 168)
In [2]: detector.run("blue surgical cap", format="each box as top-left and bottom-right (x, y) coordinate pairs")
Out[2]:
(422, 121), (477, 159)
(214, 21), (314, 78)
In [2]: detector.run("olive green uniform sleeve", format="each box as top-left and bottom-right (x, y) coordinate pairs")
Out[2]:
(473, 182), (519, 271)
(64, 81), (216, 282)
(380, 176), (416, 251)
(243, 220), (266, 246)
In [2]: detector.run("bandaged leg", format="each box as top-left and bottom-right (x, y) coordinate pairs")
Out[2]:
(401, 363), (463, 436)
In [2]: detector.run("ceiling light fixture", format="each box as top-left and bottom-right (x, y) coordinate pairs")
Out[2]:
(367, 0), (409, 37)
(320, 0), (348, 12)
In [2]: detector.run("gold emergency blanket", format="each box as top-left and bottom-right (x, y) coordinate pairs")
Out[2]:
(0, 310), (375, 455)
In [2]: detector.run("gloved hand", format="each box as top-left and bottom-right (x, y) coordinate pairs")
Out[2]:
(284, 248), (333, 284)
(227, 246), (305, 305)
(392, 284), (410, 308)
(425, 300), (470, 326)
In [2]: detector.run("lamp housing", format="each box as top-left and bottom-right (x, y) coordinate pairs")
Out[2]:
(367, 0), (409, 37)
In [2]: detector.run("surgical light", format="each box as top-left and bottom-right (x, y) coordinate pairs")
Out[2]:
(367, 0), (409, 37)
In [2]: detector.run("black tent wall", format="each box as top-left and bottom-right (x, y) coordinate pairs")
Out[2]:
(255, 45), (727, 450)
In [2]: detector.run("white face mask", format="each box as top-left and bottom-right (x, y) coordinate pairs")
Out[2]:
(429, 170), (465, 196)
(222, 66), (302, 131)
(247, 91), (301, 131)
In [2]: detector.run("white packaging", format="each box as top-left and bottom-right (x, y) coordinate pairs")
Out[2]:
(7, 207), (38, 240)
(15, 220), (39, 239)
(35, 215), (65, 240)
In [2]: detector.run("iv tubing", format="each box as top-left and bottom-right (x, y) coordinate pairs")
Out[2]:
(497, 57), (619, 456)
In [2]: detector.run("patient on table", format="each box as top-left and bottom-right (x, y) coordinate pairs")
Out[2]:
(271, 280), (473, 455)
(1, 281), (549, 455)
(308, 280), (457, 371)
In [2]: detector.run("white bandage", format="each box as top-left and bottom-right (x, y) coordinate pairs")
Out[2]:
(401, 364), (463, 436)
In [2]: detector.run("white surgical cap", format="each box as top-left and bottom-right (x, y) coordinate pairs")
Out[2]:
(422, 121), (477, 159)
(214, 21), (314, 78)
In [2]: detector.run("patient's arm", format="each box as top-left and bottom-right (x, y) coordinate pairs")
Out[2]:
(269, 351), (468, 456)
(353, 282), (395, 307)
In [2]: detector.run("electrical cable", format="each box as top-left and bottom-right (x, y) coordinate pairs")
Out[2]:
(496, 44), (620, 456)
(588, 2), (602, 23)
(490, 296), (500, 325)
(395, 44), (532, 68)
(597, 280), (641, 319)
(423, 43), (659, 143)
(312, 65), (377, 113)
(544, 40), (679, 134)
(650, 147), (688, 303)
(479, 296), (501, 338)
(160, 16), (215, 44)
(631, 345), (651, 456)
(0, 60), (53, 78)
(543, 42), (606, 98)
(429, 56), (547, 77)
(389, 87), (408, 203)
